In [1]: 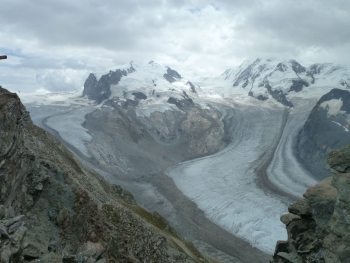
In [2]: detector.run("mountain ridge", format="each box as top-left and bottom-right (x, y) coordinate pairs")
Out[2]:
(0, 85), (218, 263)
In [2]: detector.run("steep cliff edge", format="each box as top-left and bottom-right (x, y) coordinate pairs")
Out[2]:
(272, 145), (350, 262)
(0, 86), (213, 262)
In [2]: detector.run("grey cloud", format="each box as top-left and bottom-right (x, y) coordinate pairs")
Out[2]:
(233, 0), (350, 49)
(36, 69), (88, 92)
(1, 0), (350, 92)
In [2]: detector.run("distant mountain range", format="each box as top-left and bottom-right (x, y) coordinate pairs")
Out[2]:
(83, 58), (350, 108)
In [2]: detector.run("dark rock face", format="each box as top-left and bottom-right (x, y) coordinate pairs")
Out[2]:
(265, 83), (294, 107)
(290, 60), (306, 74)
(163, 67), (182, 83)
(297, 88), (350, 179)
(275, 63), (288, 72)
(167, 97), (194, 110)
(272, 145), (350, 263)
(0, 87), (201, 262)
(83, 66), (135, 104)
(248, 91), (268, 101)
(131, 92), (147, 100)
(289, 79), (309, 93)
(186, 81), (197, 94)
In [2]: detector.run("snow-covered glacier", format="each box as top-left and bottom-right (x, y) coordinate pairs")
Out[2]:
(166, 99), (317, 254)
(18, 58), (350, 258)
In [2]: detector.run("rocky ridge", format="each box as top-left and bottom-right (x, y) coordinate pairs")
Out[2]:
(0, 86), (215, 263)
(272, 145), (350, 262)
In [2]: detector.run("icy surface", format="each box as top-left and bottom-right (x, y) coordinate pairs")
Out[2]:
(267, 99), (319, 197)
(320, 99), (345, 116)
(46, 106), (96, 157)
(167, 102), (295, 254)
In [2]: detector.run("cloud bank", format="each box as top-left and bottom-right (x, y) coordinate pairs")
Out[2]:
(1, 0), (349, 92)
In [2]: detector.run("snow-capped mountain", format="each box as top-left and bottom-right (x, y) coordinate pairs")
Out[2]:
(196, 58), (350, 107)
(83, 61), (199, 105)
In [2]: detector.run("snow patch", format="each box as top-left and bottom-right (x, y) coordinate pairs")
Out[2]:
(320, 99), (345, 116)
(332, 121), (349, 132)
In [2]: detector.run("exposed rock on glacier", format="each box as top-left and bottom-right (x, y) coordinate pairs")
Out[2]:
(83, 64), (135, 104)
(163, 67), (182, 83)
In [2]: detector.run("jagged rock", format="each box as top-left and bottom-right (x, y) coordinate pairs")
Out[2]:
(0, 206), (4, 220)
(22, 243), (45, 260)
(83, 65), (135, 104)
(288, 199), (311, 217)
(163, 67), (181, 83)
(280, 214), (301, 226)
(272, 145), (350, 262)
(0, 86), (202, 263)
(0, 224), (10, 239)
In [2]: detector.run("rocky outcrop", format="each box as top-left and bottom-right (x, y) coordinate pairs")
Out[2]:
(163, 67), (181, 83)
(0, 86), (211, 262)
(297, 88), (350, 180)
(272, 145), (350, 263)
(83, 65), (135, 104)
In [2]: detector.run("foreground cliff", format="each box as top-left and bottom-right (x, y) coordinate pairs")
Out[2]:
(0, 86), (214, 262)
(272, 145), (350, 262)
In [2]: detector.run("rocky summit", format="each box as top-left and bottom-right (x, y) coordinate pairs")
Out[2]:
(0, 86), (215, 262)
(272, 145), (350, 263)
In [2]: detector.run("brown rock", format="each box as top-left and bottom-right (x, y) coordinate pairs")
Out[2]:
(280, 213), (301, 226)
(57, 207), (70, 227)
(288, 199), (311, 216)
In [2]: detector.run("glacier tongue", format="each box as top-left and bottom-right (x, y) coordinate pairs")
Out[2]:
(166, 101), (316, 254)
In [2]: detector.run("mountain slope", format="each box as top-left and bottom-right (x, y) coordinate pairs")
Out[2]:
(0, 86), (215, 263)
(83, 61), (195, 105)
(272, 145), (350, 262)
(81, 61), (229, 175)
(297, 88), (350, 179)
(197, 58), (350, 107)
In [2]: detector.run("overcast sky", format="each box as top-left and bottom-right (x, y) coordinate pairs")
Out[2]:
(1, 0), (350, 92)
